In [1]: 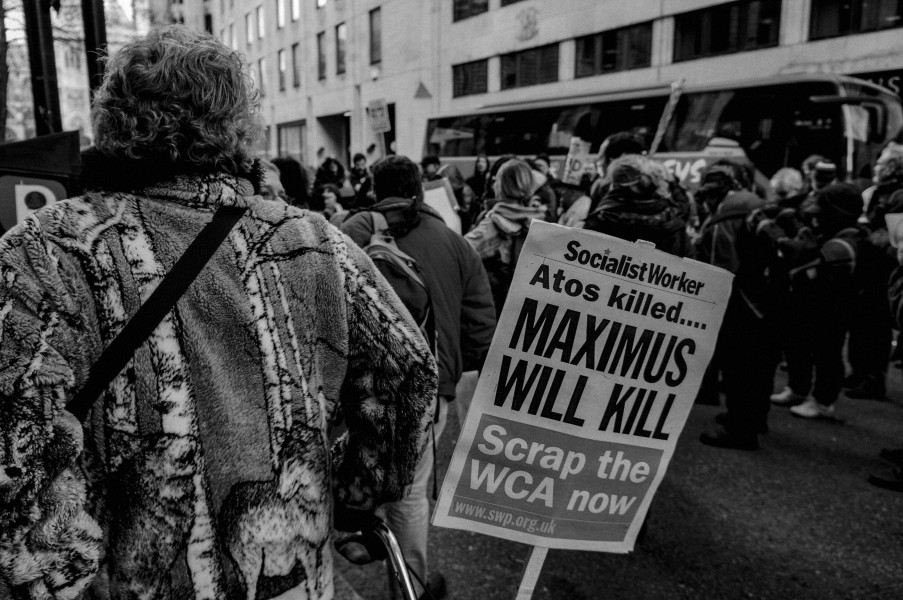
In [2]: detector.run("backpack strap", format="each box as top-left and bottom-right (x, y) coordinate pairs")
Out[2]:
(67, 205), (248, 422)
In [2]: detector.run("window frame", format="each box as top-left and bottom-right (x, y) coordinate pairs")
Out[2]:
(453, 0), (489, 23)
(292, 42), (301, 87)
(276, 0), (285, 28)
(278, 48), (287, 91)
(574, 21), (653, 78)
(335, 22), (347, 75)
(452, 59), (489, 98)
(673, 0), (782, 62)
(256, 5), (265, 39)
(369, 7), (382, 65)
(500, 42), (560, 90)
(317, 31), (327, 80)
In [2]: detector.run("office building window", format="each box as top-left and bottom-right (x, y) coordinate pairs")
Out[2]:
(575, 21), (653, 78)
(257, 57), (267, 96)
(501, 0), (526, 5)
(453, 59), (488, 97)
(811, 0), (903, 40)
(256, 5), (265, 38)
(276, 0), (285, 28)
(292, 42), (301, 87)
(453, 0), (488, 22)
(278, 49), (286, 91)
(336, 22), (347, 75)
(278, 121), (307, 164)
(317, 31), (326, 79)
(204, 14), (213, 33)
(369, 8), (382, 65)
(246, 12), (254, 44)
(220, 27), (226, 43)
(500, 43), (559, 89)
(674, 0), (781, 62)
(229, 23), (236, 49)
(292, 0), (300, 20)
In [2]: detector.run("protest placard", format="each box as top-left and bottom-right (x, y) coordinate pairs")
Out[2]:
(432, 221), (733, 553)
(423, 178), (461, 234)
(561, 137), (593, 186)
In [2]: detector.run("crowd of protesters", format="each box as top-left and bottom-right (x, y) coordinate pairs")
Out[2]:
(3, 24), (903, 600)
(267, 134), (903, 496)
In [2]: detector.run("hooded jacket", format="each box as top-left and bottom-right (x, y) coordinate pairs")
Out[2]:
(0, 151), (435, 600)
(583, 186), (692, 258)
(465, 202), (547, 312)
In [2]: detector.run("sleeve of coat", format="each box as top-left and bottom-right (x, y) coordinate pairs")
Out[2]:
(329, 229), (436, 528)
(459, 243), (497, 373)
(0, 218), (104, 599)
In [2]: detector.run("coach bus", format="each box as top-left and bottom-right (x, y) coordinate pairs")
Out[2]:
(423, 74), (903, 188)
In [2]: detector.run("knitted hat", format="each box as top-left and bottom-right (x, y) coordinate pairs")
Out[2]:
(815, 183), (863, 222)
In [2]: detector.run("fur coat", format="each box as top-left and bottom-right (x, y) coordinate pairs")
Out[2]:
(0, 151), (436, 599)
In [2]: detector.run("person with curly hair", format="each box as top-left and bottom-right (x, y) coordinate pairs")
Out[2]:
(0, 26), (434, 600)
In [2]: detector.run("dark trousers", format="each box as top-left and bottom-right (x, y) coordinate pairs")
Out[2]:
(786, 313), (849, 405)
(784, 300), (849, 405)
(847, 289), (893, 393)
(720, 290), (778, 438)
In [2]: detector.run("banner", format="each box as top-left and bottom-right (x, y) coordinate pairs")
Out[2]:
(649, 80), (684, 156)
(433, 222), (732, 552)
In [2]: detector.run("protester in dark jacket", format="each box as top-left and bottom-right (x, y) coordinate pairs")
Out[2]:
(698, 160), (773, 451)
(271, 155), (310, 209)
(584, 154), (692, 257)
(341, 156), (496, 599)
(768, 184), (869, 420)
(467, 154), (490, 200)
(313, 156), (348, 195)
(847, 143), (903, 399)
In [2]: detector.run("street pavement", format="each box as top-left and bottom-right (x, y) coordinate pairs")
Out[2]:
(335, 369), (903, 600)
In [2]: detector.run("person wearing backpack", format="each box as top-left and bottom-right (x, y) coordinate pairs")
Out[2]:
(696, 160), (774, 450)
(341, 155), (496, 600)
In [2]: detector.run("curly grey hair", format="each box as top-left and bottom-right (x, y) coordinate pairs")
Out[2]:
(92, 25), (259, 174)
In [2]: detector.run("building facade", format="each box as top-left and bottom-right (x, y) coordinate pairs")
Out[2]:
(212, 0), (903, 168)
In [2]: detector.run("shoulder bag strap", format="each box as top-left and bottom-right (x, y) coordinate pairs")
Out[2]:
(67, 205), (248, 422)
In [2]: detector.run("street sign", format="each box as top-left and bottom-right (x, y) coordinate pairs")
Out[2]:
(368, 99), (392, 134)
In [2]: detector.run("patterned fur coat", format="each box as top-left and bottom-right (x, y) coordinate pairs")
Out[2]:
(0, 152), (436, 600)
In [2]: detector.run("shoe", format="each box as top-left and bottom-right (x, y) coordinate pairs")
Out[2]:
(868, 467), (903, 492)
(699, 427), (758, 451)
(715, 412), (767, 434)
(770, 387), (806, 407)
(879, 447), (903, 467)
(844, 382), (887, 401)
(790, 398), (835, 419)
(418, 572), (447, 600)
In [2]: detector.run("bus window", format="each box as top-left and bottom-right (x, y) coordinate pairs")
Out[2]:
(425, 114), (490, 157)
